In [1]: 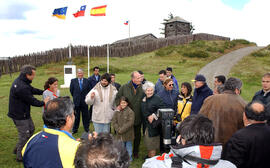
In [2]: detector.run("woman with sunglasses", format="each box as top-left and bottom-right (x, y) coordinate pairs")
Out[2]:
(157, 78), (179, 153)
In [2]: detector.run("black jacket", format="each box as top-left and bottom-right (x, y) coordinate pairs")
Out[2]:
(252, 90), (270, 105)
(141, 94), (165, 137)
(191, 84), (213, 115)
(70, 78), (91, 107)
(8, 74), (44, 120)
(222, 123), (270, 168)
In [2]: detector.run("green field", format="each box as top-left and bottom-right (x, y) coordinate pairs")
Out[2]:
(0, 40), (264, 168)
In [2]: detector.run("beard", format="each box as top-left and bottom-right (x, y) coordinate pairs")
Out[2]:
(101, 83), (109, 87)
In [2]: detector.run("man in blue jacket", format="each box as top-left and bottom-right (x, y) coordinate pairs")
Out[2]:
(166, 67), (179, 91)
(191, 74), (213, 115)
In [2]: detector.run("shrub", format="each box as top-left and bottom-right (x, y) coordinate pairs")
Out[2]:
(183, 50), (209, 58)
(155, 45), (177, 57)
(190, 40), (206, 48)
(252, 50), (270, 57)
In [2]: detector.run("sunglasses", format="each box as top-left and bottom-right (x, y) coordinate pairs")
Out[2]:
(168, 84), (174, 86)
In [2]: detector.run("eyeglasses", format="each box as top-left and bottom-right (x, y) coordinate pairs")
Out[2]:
(169, 84), (174, 86)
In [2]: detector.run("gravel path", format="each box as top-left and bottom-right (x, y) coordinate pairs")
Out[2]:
(198, 46), (262, 89)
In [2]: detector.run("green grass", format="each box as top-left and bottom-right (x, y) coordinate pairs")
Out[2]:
(0, 40), (256, 168)
(229, 45), (270, 101)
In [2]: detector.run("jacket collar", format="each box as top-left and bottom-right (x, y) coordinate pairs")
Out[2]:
(195, 83), (208, 92)
(222, 90), (236, 95)
(19, 73), (32, 84)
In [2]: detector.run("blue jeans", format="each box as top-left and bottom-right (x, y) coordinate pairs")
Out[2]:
(123, 141), (133, 161)
(93, 122), (110, 134)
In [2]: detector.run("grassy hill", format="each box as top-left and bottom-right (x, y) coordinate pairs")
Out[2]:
(0, 39), (260, 168)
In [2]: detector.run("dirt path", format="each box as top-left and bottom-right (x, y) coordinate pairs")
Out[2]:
(198, 46), (262, 89)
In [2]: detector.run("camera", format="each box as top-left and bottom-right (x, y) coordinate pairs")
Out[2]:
(158, 108), (176, 145)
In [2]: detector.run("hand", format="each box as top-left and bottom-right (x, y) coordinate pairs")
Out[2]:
(173, 121), (177, 126)
(148, 115), (154, 124)
(91, 92), (95, 99)
(44, 97), (50, 105)
(88, 131), (98, 141)
(116, 105), (122, 111)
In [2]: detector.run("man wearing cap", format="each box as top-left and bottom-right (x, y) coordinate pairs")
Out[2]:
(166, 67), (179, 91)
(190, 74), (213, 115)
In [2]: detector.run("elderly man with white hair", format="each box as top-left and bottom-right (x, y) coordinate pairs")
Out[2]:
(141, 81), (166, 158)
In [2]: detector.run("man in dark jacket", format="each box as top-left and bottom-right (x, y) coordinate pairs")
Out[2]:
(190, 74), (213, 114)
(70, 68), (91, 133)
(222, 101), (270, 168)
(115, 71), (145, 159)
(8, 65), (50, 162)
(88, 66), (100, 89)
(110, 73), (121, 91)
(252, 72), (270, 105)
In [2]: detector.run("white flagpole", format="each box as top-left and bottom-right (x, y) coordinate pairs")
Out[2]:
(128, 20), (130, 47)
(88, 46), (90, 77)
(107, 44), (109, 73)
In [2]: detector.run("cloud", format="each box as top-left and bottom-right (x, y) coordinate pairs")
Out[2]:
(16, 29), (37, 35)
(0, 1), (35, 20)
(0, 0), (269, 58)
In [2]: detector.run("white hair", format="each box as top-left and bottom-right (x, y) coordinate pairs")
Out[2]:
(77, 68), (84, 73)
(142, 81), (155, 92)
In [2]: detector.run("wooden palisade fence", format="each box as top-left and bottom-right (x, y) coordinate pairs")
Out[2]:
(0, 33), (229, 75)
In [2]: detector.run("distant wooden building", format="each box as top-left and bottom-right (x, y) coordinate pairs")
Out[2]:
(164, 16), (191, 38)
(112, 33), (157, 47)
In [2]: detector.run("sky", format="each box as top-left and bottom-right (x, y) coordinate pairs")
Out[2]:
(0, 0), (269, 57)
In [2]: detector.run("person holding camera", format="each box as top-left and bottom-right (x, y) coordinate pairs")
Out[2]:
(142, 114), (236, 168)
(142, 81), (166, 158)
(174, 82), (193, 125)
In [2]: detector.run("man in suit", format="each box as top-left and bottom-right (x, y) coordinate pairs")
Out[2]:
(222, 101), (270, 168)
(88, 66), (100, 89)
(70, 68), (91, 133)
(110, 73), (121, 91)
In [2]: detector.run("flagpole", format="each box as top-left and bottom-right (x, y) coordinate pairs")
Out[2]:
(68, 43), (72, 64)
(128, 20), (130, 47)
(88, 46), (90, 77)
(107, 44), (109, 73)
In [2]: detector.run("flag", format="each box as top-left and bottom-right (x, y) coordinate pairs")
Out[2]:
(73, 5), (86, 18)
(124, 21), (129, 25)
(52, 7), (68, 19)
(90, 5), (107, 16)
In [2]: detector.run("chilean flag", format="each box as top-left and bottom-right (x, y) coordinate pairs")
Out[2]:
(73, 5), (86, 18)
(124, 21), (129, 25)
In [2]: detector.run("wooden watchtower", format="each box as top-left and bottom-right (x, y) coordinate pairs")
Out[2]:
(164, 16), (191, 38)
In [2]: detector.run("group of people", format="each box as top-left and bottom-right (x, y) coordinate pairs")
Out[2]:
(8, 64), (270, 168)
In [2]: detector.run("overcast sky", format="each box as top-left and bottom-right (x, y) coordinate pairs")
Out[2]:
(0, 0), (269, 57)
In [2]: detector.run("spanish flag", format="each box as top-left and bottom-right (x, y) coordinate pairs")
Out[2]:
(52, 7), (68, 19)
(90, 5), (107, 16)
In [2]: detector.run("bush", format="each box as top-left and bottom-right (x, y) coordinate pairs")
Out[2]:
(155, 45), (177, 56)
(252, 50), (270, 57)
(190, 40), (206, 48)
(232, 39), (251, 45)
(183, 50), (209, 58)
